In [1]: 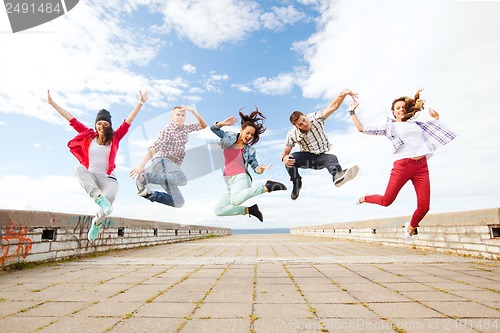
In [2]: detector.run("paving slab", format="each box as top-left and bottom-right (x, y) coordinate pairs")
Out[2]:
(1, 234), (499, 332)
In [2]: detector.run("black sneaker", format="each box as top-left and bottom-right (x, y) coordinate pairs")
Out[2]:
(248, 204), (263, 222)
(291, 179), (302, 200)
(264, 180), (287, 192)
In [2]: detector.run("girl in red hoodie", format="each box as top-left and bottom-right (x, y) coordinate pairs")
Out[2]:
(48, 90), (148, 241)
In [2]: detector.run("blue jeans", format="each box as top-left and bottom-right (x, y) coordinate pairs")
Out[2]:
(145, 157), (187, 208)
(286, 152), (342, 183)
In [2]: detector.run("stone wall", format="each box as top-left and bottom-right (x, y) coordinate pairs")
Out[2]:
(1, 209), (230, 269)
(291, 208), (500, 260)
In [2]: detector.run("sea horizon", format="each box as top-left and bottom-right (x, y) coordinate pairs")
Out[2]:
(231, 228), (291, 234)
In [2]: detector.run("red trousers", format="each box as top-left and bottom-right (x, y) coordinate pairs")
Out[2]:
(365, 157), (430, 228)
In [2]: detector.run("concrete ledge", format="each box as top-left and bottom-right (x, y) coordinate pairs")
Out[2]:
(1, 209), (230, 269)
(291, 208), (500, 260)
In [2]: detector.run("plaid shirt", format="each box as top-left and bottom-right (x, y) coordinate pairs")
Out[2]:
(152, 122), (202, 165)
(363, 119), (458, 156)
(285, 111), (331, 154)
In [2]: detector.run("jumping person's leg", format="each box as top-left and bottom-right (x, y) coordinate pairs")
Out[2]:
(409, 159), (430, 229)
(286, 152), (317, 200)
(364, 159), (411, 207)
(317, 153), (359, 188)
(144, 157), (187, 208)
(214, 174), (265, 221)
(74, 165), (113, 215)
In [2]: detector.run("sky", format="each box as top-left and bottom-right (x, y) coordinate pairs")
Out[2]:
(1, 0), (499, 230)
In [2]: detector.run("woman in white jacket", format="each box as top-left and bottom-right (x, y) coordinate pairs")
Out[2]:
(348, 89), (457, 242)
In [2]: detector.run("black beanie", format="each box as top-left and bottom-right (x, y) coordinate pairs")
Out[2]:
(95, 109), (112, 126)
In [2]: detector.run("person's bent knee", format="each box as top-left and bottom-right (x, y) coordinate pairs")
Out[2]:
(230, 197), (244, 207)
(379, 199), (394, 207)
(173, 172), (188, 186)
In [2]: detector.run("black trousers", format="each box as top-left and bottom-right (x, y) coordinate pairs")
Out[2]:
(286, 152), (342, 183)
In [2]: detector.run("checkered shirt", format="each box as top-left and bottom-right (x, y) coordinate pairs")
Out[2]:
(363, 119), (458, 155)
(152, 122), (202, 165)
(285, 111), (331, 154)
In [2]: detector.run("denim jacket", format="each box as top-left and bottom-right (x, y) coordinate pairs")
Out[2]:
(210, 123), (260, 177)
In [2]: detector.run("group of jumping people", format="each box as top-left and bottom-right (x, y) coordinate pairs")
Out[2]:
(47, 88), (457, 243)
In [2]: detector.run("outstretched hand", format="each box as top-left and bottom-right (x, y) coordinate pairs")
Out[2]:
(256, 165), (271, 174)
(47, 90), (54, 105)
(428, 108), (439, 120)
(219, 116), (238, 127)
(130, 166), (144, 180)
(139, 90), (149, 104)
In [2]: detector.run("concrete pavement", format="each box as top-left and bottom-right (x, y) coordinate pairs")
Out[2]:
(1, 234), (499, 333)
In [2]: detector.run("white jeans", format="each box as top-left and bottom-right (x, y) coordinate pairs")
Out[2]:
(214, 173), (264, 217)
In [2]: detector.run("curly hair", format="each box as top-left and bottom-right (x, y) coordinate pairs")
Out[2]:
(239, 107), (266, 145)
(391, 89), (425, 121)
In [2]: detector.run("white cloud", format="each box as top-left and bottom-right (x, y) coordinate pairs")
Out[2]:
(260, 5), (307, 31)
(231, 84), (254, 93)
(252, 73), (295, 95)
(154, 0), (261, 49)
(182, 64), (197, 74)
(189, 87), (205, 94)
(203, 72), (229, 93)
(209, 73), (230, 82)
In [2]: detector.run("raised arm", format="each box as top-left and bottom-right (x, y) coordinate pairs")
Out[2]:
(185, 106), (208, 129)
(322, 88), (358, 120)
(47, 90), (74, 122)
(125, 90), (149, 124)
(348, 98), (364, 132)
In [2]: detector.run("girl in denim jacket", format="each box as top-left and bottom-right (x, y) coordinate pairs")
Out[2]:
(210, 110), (287, 222)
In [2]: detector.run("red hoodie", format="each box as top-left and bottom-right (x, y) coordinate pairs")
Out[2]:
(67, 118), (130, 175)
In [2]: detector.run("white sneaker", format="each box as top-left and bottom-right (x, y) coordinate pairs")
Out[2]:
(334, 165), (359, 188)
(136, 171), (147, 192)
(404, 222), (412, 243)
(137, 185), (152, 197)
(88, 216), (104, 241)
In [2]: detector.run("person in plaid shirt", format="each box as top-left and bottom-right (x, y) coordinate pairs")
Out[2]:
(349, 89), (458, 243)
(280, 88), (360, 200)
(130, 105), (207, 208)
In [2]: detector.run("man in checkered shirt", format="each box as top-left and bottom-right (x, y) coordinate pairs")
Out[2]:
(280, 88), (360, 200)
(131, 106), (207, 207)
